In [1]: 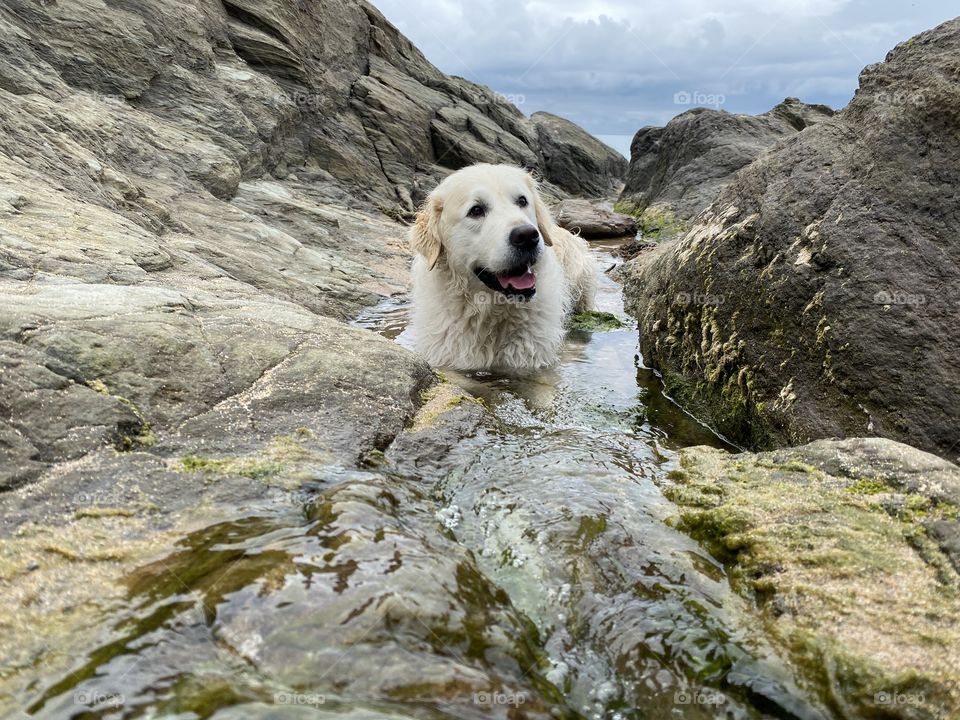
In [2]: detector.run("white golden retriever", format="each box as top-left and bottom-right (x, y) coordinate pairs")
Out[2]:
(409, 164), (597, 371)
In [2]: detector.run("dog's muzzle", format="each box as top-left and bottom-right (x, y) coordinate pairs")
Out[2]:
(474, 225), (542, 300)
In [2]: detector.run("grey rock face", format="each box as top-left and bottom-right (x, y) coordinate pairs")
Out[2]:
(532, 111), (628, 197)
(622, 19), (960, 457)
(620, 98), (834, 221)
(0, 0), (619, 217)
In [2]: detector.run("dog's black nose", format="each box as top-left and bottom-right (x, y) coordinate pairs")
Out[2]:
(509, 224), (540, 251)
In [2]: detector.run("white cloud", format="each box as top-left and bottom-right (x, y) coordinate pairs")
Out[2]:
(370, 0), (958, 135)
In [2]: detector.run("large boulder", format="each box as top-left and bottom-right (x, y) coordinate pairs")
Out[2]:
(622, 18), (960, 457)
(619, 98), (834, 221)
(532, 111), (628, 197)
(554, 199), (637, 239)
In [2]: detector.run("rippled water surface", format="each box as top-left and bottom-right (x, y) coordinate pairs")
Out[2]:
(29, 246), (827, 720)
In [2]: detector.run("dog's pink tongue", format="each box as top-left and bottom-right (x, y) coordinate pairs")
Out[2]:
(496, 271), (536, 290)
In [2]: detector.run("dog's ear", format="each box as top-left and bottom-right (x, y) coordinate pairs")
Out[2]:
(527, 177), (555, 247)
(411, 194), (444, 270)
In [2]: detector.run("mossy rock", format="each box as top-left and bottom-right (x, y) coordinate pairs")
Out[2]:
(177, 455), (285, 481)
(568, 311), (626, 332)
(613, 201), (689, 239)
(665, 441), (960, 718)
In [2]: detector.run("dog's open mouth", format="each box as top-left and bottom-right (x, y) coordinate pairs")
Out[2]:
(474, 265), (537, 300)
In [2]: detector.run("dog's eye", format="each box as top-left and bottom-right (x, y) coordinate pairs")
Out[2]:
(467, 204), (486, 219)
(517, 195), (528, 208)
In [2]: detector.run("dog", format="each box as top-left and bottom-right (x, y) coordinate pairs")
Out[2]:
(409, 164), (597, 372)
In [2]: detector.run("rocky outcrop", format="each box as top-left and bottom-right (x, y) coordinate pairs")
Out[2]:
(619, 98), (834, 221)
(668, 438), (960, 719)
(532, 111), (628, 197)
(622, 19), (960, 457)
(554, 199), (636, 239)
(0, 0), (620, 221)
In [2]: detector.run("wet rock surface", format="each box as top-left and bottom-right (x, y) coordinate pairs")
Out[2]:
(16, 267), (835, 719)
(667, 437), (960, 719)
(622, 19), (960, 456)
(619, 98), (834, 222)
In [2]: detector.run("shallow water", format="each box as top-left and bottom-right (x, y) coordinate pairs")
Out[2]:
(27, 247), (828, 719)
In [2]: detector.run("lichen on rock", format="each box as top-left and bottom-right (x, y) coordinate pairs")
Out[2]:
(664, 438), (960, 718)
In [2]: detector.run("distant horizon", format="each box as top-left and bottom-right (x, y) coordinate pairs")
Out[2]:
(371, 1), (955, 147)
(593, 134), (633, 159)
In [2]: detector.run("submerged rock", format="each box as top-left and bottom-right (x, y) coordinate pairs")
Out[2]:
(622, 18), (960, 456)
(619, 97), (834, 222)
(666, 437), (960, 719)
(567, 311), (627, 332)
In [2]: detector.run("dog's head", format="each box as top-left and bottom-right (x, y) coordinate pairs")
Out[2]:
(411, 164), (555, 301)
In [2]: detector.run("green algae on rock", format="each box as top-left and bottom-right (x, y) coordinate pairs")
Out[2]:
(664, 438), (960, 719)
(567, 311), (627, 332)
(613, 202), (689, 239)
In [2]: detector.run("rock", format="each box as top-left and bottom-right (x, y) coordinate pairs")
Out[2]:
(73, 476), (560, 719)
(554, 199), (636, 239)
(613, 238), (658, 262)
(532, 111), (628, 197)
(0, 0), (613, 217)
(619, 97), (834, 222)
(667, 438), (960, 718)
(623, 19), (960, 456)
(567, 311), (627, 332)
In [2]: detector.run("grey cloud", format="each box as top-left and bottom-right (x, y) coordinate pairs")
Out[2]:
(371, 0), (958, 143)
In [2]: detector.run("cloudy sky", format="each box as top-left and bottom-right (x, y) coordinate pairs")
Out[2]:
(370, 0), (955, 156)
